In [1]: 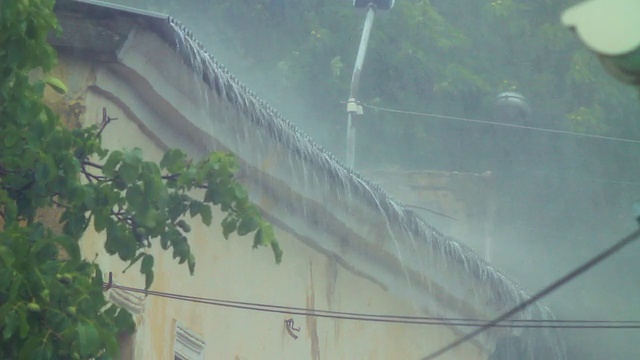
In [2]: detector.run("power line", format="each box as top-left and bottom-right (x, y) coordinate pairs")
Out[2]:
(346, 100), (640, 186)
(421, 226), (640, 360)
(357, 101), (640, 186)
(361, 103), (640, 145)
(109, 279), (640, 329)
(403, 204), (458, 220)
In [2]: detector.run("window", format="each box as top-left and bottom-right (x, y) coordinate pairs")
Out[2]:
(174, 322), (205, 360)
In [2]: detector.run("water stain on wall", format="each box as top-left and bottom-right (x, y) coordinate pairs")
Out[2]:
(306, 262), (320, 360)
(325, 258), (341, 345)
(325, 258), (338, 309)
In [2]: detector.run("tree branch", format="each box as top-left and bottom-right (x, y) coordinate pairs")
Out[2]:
(82, 161), (103, 170)
(96, 107), (117, 139)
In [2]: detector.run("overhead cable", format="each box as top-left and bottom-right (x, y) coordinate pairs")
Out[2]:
(421, 226), (640, 359)
(360, 103), (640, 145)
(108, 278), (640, 329)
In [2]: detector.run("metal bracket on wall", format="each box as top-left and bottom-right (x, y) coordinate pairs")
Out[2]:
(103, 271), (114, 291)
(284, 318), (300, 340)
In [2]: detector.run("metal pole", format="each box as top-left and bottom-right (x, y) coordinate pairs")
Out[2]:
(346, 4), (376, 168)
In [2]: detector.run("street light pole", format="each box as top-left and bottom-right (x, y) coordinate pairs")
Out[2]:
(346, 4), (377, 168)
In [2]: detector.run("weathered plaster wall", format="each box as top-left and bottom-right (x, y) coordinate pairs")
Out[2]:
(48, 53), (488, 360)
(363, 169), (496, 260)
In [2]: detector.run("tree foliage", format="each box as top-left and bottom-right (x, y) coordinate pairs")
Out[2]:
(0, 1), (280, 358)
(109, 0), (640, 171)
(107, 0), (640, 240)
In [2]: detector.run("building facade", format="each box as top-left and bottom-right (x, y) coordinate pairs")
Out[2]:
(47, 1), (565, 359)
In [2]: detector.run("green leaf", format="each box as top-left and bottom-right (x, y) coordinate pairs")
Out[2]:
(4, 132), (17, 147)
(17, 305), (28, 338)
(102, 151), (122, 177)
(45, 77), (68, 94)
(203, 188), (217, 204)
(55, 235), (81, 261)
(176, 220), (191, 233)
(62, 212), (87, 239)
(171, 238), (190, 264)
(160, 149), (187, 173)
(118, 162), (140, 185)
(177, 167), (197, 188)
(4, 199), (18, 225)
(30, 341), (52, 360)
(77, 322), (100, 357)
(83, 186), (96, 209)
(3, 311), (18, 340)
(187, 253), (196, 275)
(233, 184), (247, 200)
(138, 208), (158, 229)
(221, 216), (237, 240)
(140, 254), (154, 275)
(34, 154), (57, 183)
(122, 252), (145, 274)
(141, 161), (162, 178)
(237, 214), (259, 236)
(101, 325), (119, 358)
(116, 237), (136, 262)
(0, 245), (15, 267)
(189, 201), (203, 218)
(143, 174), (167, 208)
(271, 241), (283, 264)
(0, 270), (12, 296)
(144, 270), (154, 290)
(19, 334), (42, 360)
(167, 193), (189, 221)
(112, 175), (127, 191)
(160, 229), (179, 250)
(103, 304), (118, 318)
(113, 308), (135, 334)
(122, 148), (143, 166)
(125, 185), (144, 210)
(200, 205), (212, 226)
(104, 222), (121, 256)
(93, 210), (110, 233)
(253, 228), (263, 249)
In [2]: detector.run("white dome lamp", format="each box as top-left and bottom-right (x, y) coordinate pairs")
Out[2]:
(353, 0), (395, 10)
(562, 0), (640, 88)
(494, 92), (531, 123)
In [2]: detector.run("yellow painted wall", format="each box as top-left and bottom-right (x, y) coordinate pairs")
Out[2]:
(49, 51), (488, 360)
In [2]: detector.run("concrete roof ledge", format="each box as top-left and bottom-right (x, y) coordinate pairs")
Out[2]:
(52, 1), (565, 356)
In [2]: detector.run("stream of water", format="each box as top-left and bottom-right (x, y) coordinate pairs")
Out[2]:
(165, 15), (567, 360)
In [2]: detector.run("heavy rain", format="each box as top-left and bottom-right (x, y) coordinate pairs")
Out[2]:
(2, 0), (639, 359)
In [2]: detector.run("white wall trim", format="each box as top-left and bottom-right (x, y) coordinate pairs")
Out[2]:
(174, 322), (205, 360)
(106, 287), (145, 315)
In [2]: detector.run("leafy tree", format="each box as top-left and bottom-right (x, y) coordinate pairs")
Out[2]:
(0, 1), (280, 359)
(110, 0), (640, 157)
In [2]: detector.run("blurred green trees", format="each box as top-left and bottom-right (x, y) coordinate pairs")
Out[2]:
(111, 0), (640, 172)
(0, 1), (279, 358)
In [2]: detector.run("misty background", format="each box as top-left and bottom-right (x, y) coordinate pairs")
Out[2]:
(104, 0), (640, 358)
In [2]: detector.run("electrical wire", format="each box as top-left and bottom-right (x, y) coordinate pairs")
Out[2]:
(421, 226), (640, 360)
(340, 101), (640, 187)
(108, 274), (640, 330)
(359, 102), (640, 145)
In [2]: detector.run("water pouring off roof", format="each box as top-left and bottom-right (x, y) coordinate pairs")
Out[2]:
(51, 1), (569, 358)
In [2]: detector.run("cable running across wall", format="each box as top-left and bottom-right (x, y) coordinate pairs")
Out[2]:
(359, 102), (640, 145)
(108, 282), (640, 329)
(421, 226), (640, 359)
